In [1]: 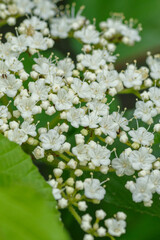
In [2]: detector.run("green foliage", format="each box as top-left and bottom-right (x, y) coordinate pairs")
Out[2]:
(0, 134), (70, 240)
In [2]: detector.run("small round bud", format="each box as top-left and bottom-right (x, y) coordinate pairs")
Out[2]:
(66, 186), (74, 195)
(9, 121), (19, 129)
(53, 168), (63, 177)
(96, 209), (106, 220)
(75, 134), (85, 145)
(74, 169), (83, 177)
(7, 17), (16, 26)
(108, 87), (117, 96)
(38, 127), (47, 135)
(66, 177), (74, 186)
(119, 131), (128, 143)
(67, 159), (77, 169)
(81, 128), (88, 136)
(46, 38), (54, 48)
(58, 161), (66, 169)
(61, 142), (71, 152)
(153, 161), (160, 169)
(33, 146), (44, 159)
(19, 71), (29, 81)
(94, 128), (102, 136)
(124, 147), (132, 156)
(13, 110), (21, 118)
(76, 180), (84, 190)
(78, 201), (88, 211)
(83, 234), (94, 240)
(58, 198), (68, 208)
(144, 78), (152, 87)
(116, 212), (127, 220)
(47, 155), (54, 162)
(144, 200), (153, 207)
(97, 227), (106, 237)
(60, 123), (69, 132)
(100, 166), (109, 174)
(154, 123), (160, 133)
(45, 106), (56, 115)
(105, 136), (114, 145)
(131, 142), (140, 149)
(81, 221), (91, 231)
(30, 71), (38, 79)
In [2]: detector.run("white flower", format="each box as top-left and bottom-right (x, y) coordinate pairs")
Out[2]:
(7, 128), (28, 145)
(21, 121), (37, 137)
(6, 57), (23, 72)
(102, 17), (140, 45)
(112, 152), (135, 176)
(29, 78), (50, 101)
(84, 178), (106, 200)
(97, 69), (119, 89)
(22, 16), (47, 32)
(39, 129), (66, 151)
(15, 96), (38, 119)
(90, 82), (106, 100)
(81, 111), (101, 129)
(33, 0), (56, 20)
(57, 58), (75, 78)
(129, 147), (156, 171)
(146, 55), (160, 79)
(50, 17), (71, 39)
(100, 115), (119, 138)
(0, 74), (22, 97)
(72, 144), (90, 162)
(129, 127), (154, 146)
(149, 87), (160, 107)
(134, 100), (157, 123)
(0, 42), (19, 61)
(0, 105), (10, 118)
(71, 78), (92, 99)
(111, 112), (130, 131)
(125, 176), (154, 203)
(81, 49), (116, 70)
(66, 107), (85, 128)
(105, 218), (126, 237)
(33, 57), (55, 75)
(14, 0), (34, 14)
(86, 100), (109, 116)
(119, 64), (144, 88)
(51, 89), (73, 111)
(9, 35), (29, 53)
(88, 142), (110, 167)
(74, 25), (99, 44)
(28, 32), (49, 50)
(149, 170), (160, 194)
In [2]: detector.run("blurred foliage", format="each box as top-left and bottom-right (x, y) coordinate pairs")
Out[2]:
(68, 0), (160, 66)
(0, 134), (70, 240)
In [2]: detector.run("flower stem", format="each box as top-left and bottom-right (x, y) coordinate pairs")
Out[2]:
(68, 205), (81, 224)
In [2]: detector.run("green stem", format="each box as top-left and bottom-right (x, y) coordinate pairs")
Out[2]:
(55, 152), (70, 162)
(119, 88), (141, 99)
(49, 112), (61, 129)
(68, 205), (81, 224)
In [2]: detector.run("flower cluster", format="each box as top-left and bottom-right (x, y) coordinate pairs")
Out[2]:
(0, 1), (159, 240)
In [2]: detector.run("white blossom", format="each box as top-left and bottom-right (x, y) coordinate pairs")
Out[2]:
(39, 129), (66, 151)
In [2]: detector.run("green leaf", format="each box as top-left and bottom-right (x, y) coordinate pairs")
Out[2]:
(0, 184), (69, 240)
(0, 134), (70, 240)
